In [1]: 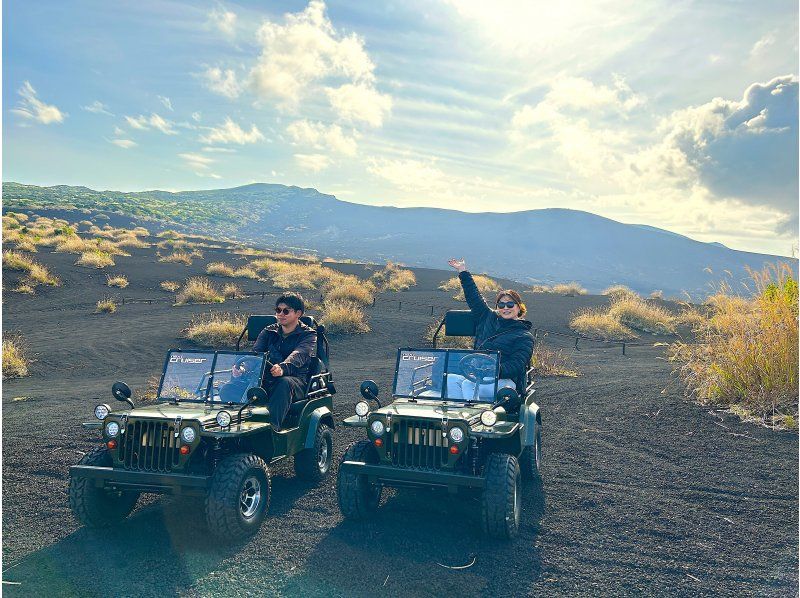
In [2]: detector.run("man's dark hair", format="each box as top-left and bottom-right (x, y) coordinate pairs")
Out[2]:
(276, 292), (305, 313)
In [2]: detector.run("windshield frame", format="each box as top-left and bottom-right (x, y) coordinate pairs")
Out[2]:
(391, 347), (500, 404)
(156, 349), (267, 405)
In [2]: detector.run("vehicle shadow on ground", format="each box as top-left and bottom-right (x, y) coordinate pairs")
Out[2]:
(279, 480), (546, 597)
(2, 472), (312, 597)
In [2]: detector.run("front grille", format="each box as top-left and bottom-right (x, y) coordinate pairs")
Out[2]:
(388, 419), (450, 469)
(118, 419), (181, 472)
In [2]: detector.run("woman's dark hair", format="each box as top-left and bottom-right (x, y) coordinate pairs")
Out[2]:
(495, 289), (526, 317)
(276, 292), (305, 313)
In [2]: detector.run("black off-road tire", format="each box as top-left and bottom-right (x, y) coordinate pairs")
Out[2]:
(481, 453), (521, 540)
(69, 445), (139, 528)
(294, 423), (333, 483)
(521, 427), (543, 490)
(337, 440), (382, 520)
(205, 453), (271, 541)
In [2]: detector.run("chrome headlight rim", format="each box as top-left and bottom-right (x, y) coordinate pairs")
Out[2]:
(448, 426), (465, 443)
(94, 403), (111, 420)
(215, 410), (232, 428)
(105, 421), (120, 437)
(180, 426), (197, 443)
(355, 401), (370, 417)
(369, 419), (385, 436)
(480, 410), (497, 427)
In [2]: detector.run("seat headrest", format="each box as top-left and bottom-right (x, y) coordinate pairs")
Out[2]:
(444, 310), (476, 337)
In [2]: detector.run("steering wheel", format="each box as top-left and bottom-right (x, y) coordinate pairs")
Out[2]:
(458, 354), (497, 383)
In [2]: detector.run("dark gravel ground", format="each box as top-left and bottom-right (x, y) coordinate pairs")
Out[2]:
(2, 229), (797, 597)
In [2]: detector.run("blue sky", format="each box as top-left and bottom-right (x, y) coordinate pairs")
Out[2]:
(4, 0), (798, 256)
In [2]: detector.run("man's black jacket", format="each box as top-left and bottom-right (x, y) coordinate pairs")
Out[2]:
(253, 321), (317, 378)
(459, 271), (534, 389)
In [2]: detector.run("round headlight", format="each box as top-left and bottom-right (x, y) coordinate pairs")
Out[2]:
(215, 411), (232, 428)
(181, 426), (197, 443)
(94, 404), (110, 420)
(448, 427), (464, 443)
(481, 410), (497, 427)
(370, 420), (385, 435)
(105, 421), (120, 437)
(355, 401), (369, 417)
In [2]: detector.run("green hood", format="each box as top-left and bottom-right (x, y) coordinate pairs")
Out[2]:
(109, 402), (235, 425)
(373, 400), (489, 423)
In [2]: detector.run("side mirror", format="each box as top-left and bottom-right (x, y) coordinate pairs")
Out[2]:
(246, 387), (268, 403)
(360, 380), (381, 407)
(496, 387), (519, 407)
(112, 381), (135, 409)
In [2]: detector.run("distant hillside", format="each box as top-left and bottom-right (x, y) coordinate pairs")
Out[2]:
(4, 181), (795, 296)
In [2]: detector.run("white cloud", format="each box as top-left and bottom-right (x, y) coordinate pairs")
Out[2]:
(202, 67), (242, 99)
(326, 83), (392, 127)
(192, 111), (202, 122)
(200, 117), (265, 145)
(113, 126), (125, 136)
(157, 95), (173, 111)
(124, 113), (177, 135)
(179, 152), (221, 178)
(209, 6), (237, 38)
(294, 153), (332, 172)
(83, 100), (113, 116)
(286, 120), (357, 156)
(110, 139), (137, 149)
(750, 31), (776, 57)
(202, 146), (237, 153)
(250, 0), (378, 107)
(11, 81), (65, 124)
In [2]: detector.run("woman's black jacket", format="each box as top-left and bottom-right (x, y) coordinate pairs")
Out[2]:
(459, 271), (534, 390)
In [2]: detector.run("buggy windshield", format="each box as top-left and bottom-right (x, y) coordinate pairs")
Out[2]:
(158, 350), (266, 404)
(392, 348), (499, 402)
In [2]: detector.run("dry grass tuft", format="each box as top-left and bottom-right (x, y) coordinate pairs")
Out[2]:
(551, 282), (588, 296)
(175, 277), (225, 305)
(160, 280), (180, 292)
(530, 344), (579, 377)
(440, 274), (500, 301)
(206, 262), (236, 277)
(3, 337), (30, 379)
(669, 263), (798, 428)
(13, 283), (36, 294)
(2, 250), (60, 286)
(650, 290), (664, 299)
(54, 235), (93, 254)
(602, 285), (639, 301)
(106, 274), (129, 288)
(370, 262), (417, 292)
(14, 239), (38, 253)
(570, 308), (637, 340)
(157, 229), (184, 239)
(531, 284), (552, 293)
(95, 298), (118, 313)
(158, 251), (193, 265)
(320, 301), (370, 334)
(325, 282), (374, 306)
(222, 283), (245, 299)
(182, 312), (247, 347)
(608, 295), (676, 334)
(76, 250), (115, 269)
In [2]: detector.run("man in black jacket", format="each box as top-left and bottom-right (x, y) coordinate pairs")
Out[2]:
(253, 292), (317, 430)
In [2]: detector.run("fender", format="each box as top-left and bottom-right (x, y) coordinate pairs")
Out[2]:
(304, 406), (334, 449)
(519, 401), (540, 447)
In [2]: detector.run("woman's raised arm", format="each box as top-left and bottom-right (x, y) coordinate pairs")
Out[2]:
(448, 258), (490, 318)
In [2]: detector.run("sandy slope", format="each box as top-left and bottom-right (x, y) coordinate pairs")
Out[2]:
(2, 235), (797, 597)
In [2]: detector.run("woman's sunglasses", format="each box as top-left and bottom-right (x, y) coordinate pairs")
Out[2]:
(275, 307), (294, 315)
(496, 301), (517, 309)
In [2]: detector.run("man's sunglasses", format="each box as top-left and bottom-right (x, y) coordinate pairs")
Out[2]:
(275, 307), (294, 315)
(496, 301), (517, 309)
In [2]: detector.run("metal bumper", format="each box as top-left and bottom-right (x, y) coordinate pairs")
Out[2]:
(340, 460), (484, 490)
(70, 465), (210, 495)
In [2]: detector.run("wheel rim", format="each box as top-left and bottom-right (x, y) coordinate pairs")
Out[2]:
(513, 474), (521, 527)
(240, 476), (261, 519)
(318, 437), (330, 472)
